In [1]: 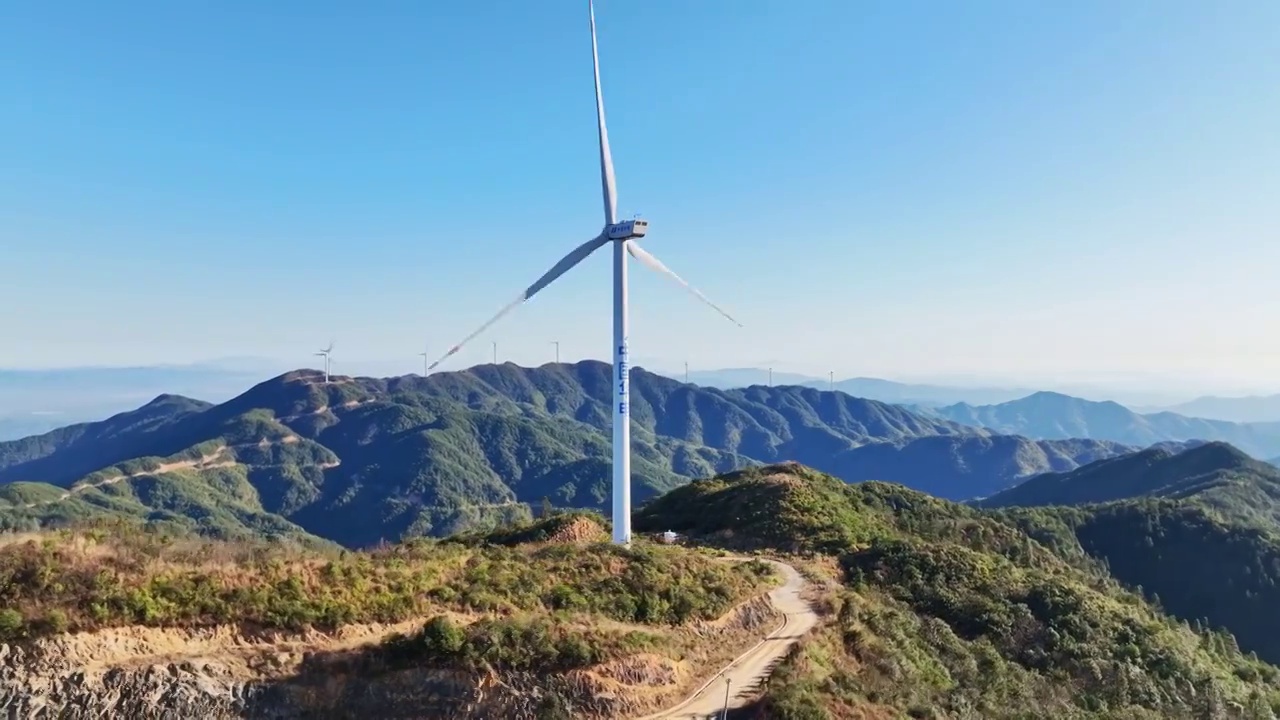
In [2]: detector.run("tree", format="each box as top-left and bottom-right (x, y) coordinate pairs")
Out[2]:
(535, 691), (573, 720)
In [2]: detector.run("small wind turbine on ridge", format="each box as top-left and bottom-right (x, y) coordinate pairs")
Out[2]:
(425, 0), (743, 545)
(418, 343), (430, 376)
(314, 341), (334, 384)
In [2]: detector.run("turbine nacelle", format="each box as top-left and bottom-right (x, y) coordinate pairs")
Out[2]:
(606, 218), (648, 240)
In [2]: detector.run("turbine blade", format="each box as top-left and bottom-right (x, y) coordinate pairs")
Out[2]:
(427, 234), (609, 371)
(626, 241), (743, 327)
(589, 0), (618, 224)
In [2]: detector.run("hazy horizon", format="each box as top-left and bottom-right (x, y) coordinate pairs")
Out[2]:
(4, 356), (1279, 403)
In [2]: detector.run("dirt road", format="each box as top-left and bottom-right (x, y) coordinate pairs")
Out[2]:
(7, 437), (331, 511)
(637, 558), (818, 720)
(8, 448), (234, 510)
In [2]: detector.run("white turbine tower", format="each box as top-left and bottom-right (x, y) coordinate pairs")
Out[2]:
(426, 0), (742, 545)
(315, 341), (334, 383)
(418, 343), (430, 376)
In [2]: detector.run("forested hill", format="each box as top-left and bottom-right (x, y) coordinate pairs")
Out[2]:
(982, 441), (1280, 530)
(635, 463), (1280, 716)
(0, 362), (1135, 546)
(978, 440), (1280, 668)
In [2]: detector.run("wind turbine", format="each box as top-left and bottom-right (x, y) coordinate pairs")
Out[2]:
(418, 343), (430, 376)
(314, 341), (334, 383)
(426, 0), (742, 545)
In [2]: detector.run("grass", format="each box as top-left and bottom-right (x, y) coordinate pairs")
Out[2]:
(377, 613), (663, 673)
(0, 523), (775, 643)
(446, 508), (611, 546)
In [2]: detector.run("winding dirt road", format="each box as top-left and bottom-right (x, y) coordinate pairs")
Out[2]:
(6, 436), (338, 511)
(8, 448), (235, 510)
(638, 558), (818, 720)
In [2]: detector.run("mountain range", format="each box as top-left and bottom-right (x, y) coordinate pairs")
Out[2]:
(682, 367), (1244, 409)
(1151, 393), (1280, 424)
(929, 391), (1280, 459)
(9, 362), (1280, 714)
(0, 361), (1155, 546)
(685, 368), (1040, 406)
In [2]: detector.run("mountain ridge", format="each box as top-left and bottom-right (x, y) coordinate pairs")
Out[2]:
(0, 362), (1143, 545)
(933, 391), (1280, 458)
(1155, 393), (1280, 423)
(982, 440), (1280, 531)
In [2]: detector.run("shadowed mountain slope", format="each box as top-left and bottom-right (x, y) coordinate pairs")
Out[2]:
(978, 441), (1280, 666)
(982, 441), (1280, 530)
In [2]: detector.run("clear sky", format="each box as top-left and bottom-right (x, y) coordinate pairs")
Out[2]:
(3, 0), (1278, 391)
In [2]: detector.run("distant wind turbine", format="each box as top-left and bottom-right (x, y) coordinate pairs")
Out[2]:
(829, 371), (834, 391)
(425, 0), (742, 545)
(418, 344), (430, 376)
(314, 341), (334, 383)
(552, 340), (560, 364)
(492, 341), (498, 365)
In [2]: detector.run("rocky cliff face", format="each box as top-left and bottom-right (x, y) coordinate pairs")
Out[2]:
(0, 596), (779, 719)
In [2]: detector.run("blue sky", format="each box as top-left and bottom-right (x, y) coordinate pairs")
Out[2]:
(3, 0), (1278, 391)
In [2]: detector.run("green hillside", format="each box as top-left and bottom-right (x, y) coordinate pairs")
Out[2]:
(0, 394), (211, 483)
(999, 500), (1280, 670)
(637, 463), (1280, 718)
(982, 441), (1280, 529)
(828, 433), (1133, 501)
(974, 442), (1280, 668)
(0, 362), (1136, 547)
(0, 522), (779, 718)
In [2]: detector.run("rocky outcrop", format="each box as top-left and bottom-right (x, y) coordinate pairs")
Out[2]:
(0, 592), (780, 718)
(0, 648), (586, 720)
